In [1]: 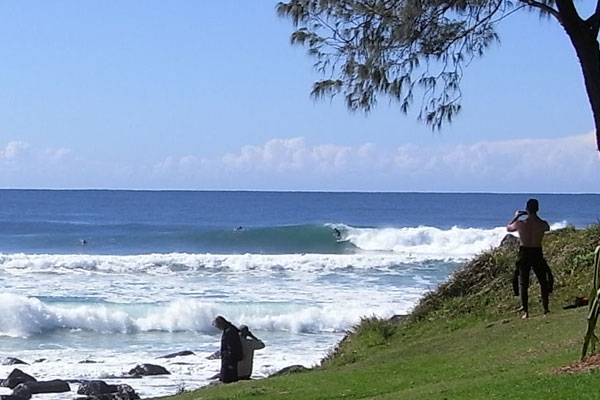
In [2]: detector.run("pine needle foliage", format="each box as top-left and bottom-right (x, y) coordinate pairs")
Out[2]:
(277, 0), (600, 151)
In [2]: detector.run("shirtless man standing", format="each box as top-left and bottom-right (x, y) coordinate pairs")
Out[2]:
(507, 199), (552, 319)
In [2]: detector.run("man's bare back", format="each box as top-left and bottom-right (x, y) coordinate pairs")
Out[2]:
(507, 212), (550, 247)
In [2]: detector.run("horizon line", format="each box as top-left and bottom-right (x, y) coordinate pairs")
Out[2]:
(0, 188), (598, 195)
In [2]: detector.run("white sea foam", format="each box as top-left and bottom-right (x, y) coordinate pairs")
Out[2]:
(0, 294), (402, 338)
(550, 220), (568, 230)
(0, 253), (446, 278)
(341, 225), (508, 259)
(338, 222), (568, 258)
(0, 294), (135, 337)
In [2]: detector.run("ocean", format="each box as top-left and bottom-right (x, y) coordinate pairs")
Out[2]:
(1, 190), (599, 398)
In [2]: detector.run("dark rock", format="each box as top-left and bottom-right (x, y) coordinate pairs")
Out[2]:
(127, 364), (170, 376)
(499, 234), (519, 247)
(32, 359), (45, 364)
(157, 351), (195, 359)
(78, 360), (99, 364)
(389, 314), (408, 323)
(2, 359), (27, 366)
(1, 396), (28, 400)
(21, 380), (70, 394)
(0, 369), (37, 389)
(205, 350), (220, 360)
(76, 383), (139, 400)
(114, 384), (139, 400)
(11, 384), (31, 400)
(269, 365), (309, 377)
(77, 381), (118, 396)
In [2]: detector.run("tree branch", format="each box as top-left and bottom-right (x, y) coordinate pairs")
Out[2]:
(519, 0), (561, 21)
(555, 0), (583, 29)
(433, 0), (503, 56)
(584, 0), (600, 37)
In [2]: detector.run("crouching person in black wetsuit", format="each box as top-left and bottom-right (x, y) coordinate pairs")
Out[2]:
(507, 199), (553, 319)
(212, 316), (243, 383)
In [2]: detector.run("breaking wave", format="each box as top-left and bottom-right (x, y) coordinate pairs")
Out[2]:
(0, 294), (400, 338)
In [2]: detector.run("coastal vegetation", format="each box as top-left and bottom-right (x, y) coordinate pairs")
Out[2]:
(162, 224), (600, 399)
(277, 0), (600, 151)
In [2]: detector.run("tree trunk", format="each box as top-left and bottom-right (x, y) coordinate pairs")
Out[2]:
(569, 31), (600, 151)
(557, 2), (600, 151)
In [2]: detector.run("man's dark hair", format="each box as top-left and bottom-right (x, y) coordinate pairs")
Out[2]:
(213, 315), (231, 330)
(526, 198), (539, 213)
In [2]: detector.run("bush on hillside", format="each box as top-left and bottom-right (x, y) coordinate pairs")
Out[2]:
(321, 225), (600, 367)
(411, 225), (600, 321)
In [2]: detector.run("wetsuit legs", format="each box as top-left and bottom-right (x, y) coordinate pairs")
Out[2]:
(532, 263), (550, 313)
(519, 265), (530, 313)
(517, 247), (552, 315)
(544, 260), (554, 294)
(512, 266), (520, 296)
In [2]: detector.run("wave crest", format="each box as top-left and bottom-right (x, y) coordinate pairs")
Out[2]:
(338, 224), (508, 259)
(0, 294), (399, 338)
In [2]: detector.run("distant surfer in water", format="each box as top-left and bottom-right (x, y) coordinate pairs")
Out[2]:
(333, 228), (341, 239)
(507, 199), (553, 319)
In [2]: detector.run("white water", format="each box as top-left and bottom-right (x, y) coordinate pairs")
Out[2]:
(0, 254), (445, 398)
(0, 295), (408, 338)
(1, 223), (568, 399)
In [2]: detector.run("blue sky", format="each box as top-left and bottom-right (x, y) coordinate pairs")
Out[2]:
(0, 1), (598, 192)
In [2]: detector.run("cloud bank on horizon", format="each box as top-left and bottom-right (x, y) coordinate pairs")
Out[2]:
(1, 132), (598, 193)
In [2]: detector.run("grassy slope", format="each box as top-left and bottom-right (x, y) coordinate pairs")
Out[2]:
(164, 225), (600, 400)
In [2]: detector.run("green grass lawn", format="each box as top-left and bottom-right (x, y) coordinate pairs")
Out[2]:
(161, 226), (600, 400)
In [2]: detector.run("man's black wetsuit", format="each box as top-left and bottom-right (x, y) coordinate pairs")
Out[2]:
(220, 325), (243, 383)
(513, 246), (553, 313)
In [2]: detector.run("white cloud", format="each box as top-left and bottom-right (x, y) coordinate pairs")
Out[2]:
(0, 141), (75, 166)
(2, 133), (599, 191)
(192, 132), (600, 191)
(221, 137), (310, 172)
(220, 137), (383, 174)
(0, 140), (78, 188)
(435, 133), (599, 183)
(153, 155), (208, 176)
(1, 141), (29, 161)
(43, 147), (72, 163)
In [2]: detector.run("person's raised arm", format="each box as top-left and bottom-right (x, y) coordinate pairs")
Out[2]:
(250, 337), (265, 350)
(507, 210), (527, 232)
(246, 331), (265, 350)
(542, 219), (550, 232)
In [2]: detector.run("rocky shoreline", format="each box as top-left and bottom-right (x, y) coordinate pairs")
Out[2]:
(0, 367), (142, 400)
(0, 353), (308, 400)
(0, 351), (186, 400)
(0, 361), (175, 400)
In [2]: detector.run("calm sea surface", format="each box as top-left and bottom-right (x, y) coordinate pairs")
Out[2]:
(1, 190), (599, 398)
